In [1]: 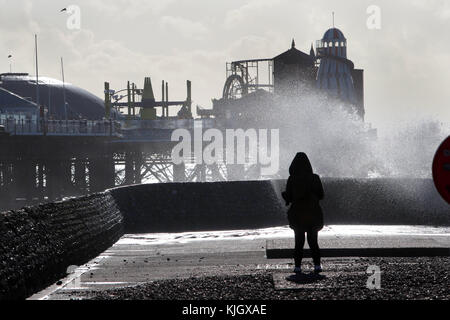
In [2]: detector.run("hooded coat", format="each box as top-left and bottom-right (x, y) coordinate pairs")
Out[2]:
(282, 153), (324, 231)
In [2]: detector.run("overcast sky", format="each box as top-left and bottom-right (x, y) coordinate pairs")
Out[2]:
(1, 0), (449, 130)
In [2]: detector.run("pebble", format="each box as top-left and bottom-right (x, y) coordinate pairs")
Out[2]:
(86, 257), (449, 300)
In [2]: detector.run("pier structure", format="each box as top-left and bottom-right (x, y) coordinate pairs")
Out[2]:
(0, 117), (260, 210)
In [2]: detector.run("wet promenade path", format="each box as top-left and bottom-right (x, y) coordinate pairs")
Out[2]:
(29, 225), (450, 300)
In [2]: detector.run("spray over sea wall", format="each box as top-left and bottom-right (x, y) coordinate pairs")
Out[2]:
(243, 89), (449, 179)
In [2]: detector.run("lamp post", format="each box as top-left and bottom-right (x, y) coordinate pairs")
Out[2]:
(7, 54), (12, 72)
(35, 35), (39, 109)
(61, 57), (67, 121)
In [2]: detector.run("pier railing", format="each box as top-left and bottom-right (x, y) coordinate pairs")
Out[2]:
(0, 119), (121, 136)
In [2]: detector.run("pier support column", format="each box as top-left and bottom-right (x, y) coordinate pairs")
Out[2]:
(45, 160), (61, 202)
(74, 159), (87, 194)
(14, 159), (36, 204)
(37, 162), (45, 201)
(0, 162), (13, 209)
(173, 162), (186, 182)
(89, 155), (115, 193)
(198, 164), (207, 182)
(226, 164), (245, 181)
(134, 151), (143, 184)
(61, 160), (73, 197)
(125, 151), (134, 185)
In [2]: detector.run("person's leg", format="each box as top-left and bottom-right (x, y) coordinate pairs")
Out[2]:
(306, 230), (321, 267)
(294, 229), (305, 268)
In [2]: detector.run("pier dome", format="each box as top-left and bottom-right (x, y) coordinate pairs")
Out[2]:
(0, 73), (107, 120)
(316, 28), (348, 59)
(322, 28), (346, 41)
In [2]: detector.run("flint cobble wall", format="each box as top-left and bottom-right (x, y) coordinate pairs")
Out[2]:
(0, 192), (123, 300)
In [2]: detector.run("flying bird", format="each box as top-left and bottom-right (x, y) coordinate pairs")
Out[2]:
(60, 8), (67, 12)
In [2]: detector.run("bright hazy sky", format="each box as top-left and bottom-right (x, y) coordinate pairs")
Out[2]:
(1, 0), (449, 130)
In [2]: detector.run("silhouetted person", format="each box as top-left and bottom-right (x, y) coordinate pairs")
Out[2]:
(282, 152), (324, 274)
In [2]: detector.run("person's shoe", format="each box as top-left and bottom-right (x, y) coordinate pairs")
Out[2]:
(314, 265), (323, 274)
(294, 267), (302, 274)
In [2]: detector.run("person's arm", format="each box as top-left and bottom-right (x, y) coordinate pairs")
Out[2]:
(314, 175), (324, 200)
(282, 177), (293, 206)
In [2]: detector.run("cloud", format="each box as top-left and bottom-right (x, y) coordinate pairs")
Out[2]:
(83, 0), (176, 18)
(223, 0), (282, 29)
(227, 35), (280, 60)
(1, 0), (450, 126)
(160, 16), (209, 40)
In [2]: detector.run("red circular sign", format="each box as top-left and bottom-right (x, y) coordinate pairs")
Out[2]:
(432, 135), (450, 204)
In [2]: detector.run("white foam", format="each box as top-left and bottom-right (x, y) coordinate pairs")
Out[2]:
(115, 225), (450, 245)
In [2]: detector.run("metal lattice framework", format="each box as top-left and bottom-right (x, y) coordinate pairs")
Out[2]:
(113, 150), (264, 185)
(222, 59), (274, 100)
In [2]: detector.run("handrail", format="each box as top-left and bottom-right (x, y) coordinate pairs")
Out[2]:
(0, 119), (120, 136)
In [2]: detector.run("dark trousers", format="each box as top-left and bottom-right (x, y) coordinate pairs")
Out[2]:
(294, 228), (321, 267)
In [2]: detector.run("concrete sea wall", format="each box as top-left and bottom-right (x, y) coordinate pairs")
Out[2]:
(110, 180), (285, 233)
(115, 178), (448, 231)
(271, 178), (449, 226)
